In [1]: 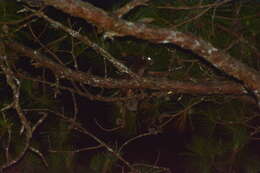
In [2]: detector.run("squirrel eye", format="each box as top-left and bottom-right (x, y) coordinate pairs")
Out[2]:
(146, 56), (152, 61)
(142, 56), (153, 65)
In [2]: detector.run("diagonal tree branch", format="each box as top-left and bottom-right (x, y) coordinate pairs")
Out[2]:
(27, 8), (140, 80)
(5, 40), (247, 96)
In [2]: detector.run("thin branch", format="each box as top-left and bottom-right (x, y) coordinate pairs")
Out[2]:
(32, 112), (48, 133)
(157, 0), (232, 10)
(94, 118), (122, 132)
(114, 0), (150, 18)
(29, 146), (48, 167)
(2, 114), (12, 164)
(0, 56), (32, 170)
(119, 131), (159, 152)
(49, 144), (103, 153)
(172, 6), (211, 28)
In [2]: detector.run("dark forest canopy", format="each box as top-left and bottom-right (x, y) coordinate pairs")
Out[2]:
(0, 0), (260, 172)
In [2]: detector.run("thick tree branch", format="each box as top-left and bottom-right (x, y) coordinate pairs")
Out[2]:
(5, 41), (247, 96)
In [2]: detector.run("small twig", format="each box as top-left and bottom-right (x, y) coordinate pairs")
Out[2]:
(159, 99), (203, 128)
(172, 7), (211, 28)
(95, 118), (122, 132)
(132, 163), (171, 173)
(71, 92), (79, 120)
(68, 21), (79, 70)
(32, 112), (48, 133)
(29, 146), (48, 167)
(119, 131), (159, 152)
(49, 144), (103, 153)
(2, 114), (12, 163)
(114, 0), (151, 18)
(157, 0), (232, 10)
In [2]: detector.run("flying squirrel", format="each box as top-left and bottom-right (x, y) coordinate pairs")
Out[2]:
(121, 55), (153, 76)
(120, 55), (153, 111)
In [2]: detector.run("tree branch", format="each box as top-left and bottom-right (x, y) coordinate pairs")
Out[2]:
(5, 40), (247, 96)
